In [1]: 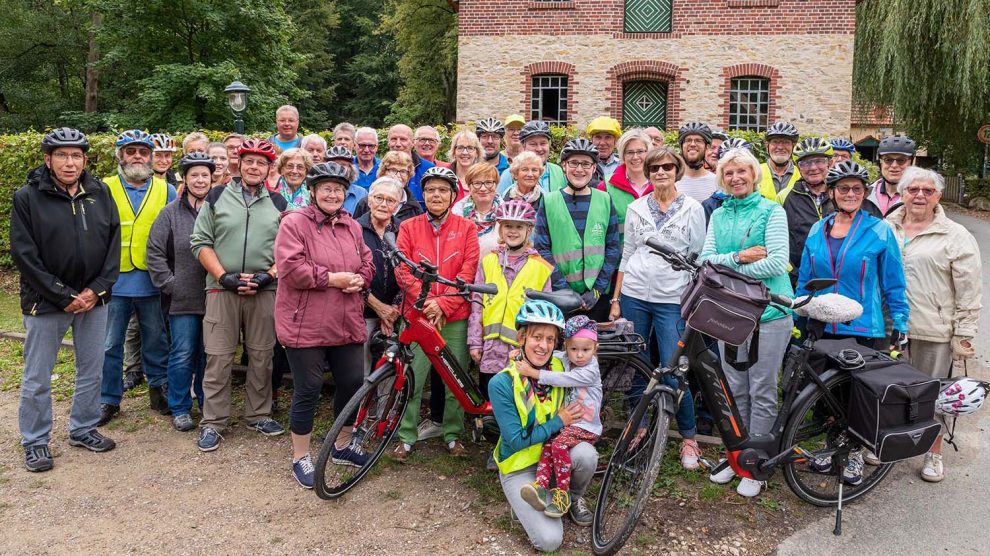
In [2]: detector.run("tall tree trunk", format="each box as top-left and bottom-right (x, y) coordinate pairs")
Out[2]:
(84, 12), (101, 113)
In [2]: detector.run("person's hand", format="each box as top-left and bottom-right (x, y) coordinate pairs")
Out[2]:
(737, 246), (767, 264)
(470, 349), (483, 363)
(251, 272), (274, 289)
(951, 336), (975, 360)
(329, 272), (362, 291)
(508, 348), (521, 361)
(608, 299), (621, 322)
(515, 358), (539, 379)
(423, 299), (443, 321)
(557, 402), (585, 427)
(580, 289), (600, 310)
(219, 272), (247, 292)
(889, 329), (908, 354)
(237, 273), (259, 296)
(380, 318), (394, 337)
(63, 295), (86, 314)
(430, 314), (446, 330)
(342, 274), (364, 294)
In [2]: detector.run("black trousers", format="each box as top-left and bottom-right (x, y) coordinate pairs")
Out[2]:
(285, 344), (364, 436)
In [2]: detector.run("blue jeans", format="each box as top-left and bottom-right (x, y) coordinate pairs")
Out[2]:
(101, 295), (169, 405)
(620, 294), (697, 438)
(167, 314), (206, 416)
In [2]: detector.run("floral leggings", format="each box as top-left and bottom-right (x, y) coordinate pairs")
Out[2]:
(534, 426), (600, 492)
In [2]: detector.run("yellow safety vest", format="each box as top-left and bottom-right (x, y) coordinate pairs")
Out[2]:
(104, 175), (169, 272)
(492, 359), (565, 475)
(758, 162), (801, 201)
(480, 252), (554, 346)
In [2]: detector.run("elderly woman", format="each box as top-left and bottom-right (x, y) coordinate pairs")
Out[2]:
(887, 166), (982, 483)
(353, 151), (423, 224)
(700, 148), (794, 498)
(273, 148), (314, 210)
(300, 133), (327, 164)
(598, 128), (653, 240)
(358, 177), (404, 371)
(275, 162), (374, 489)
(501, 150), (544, 211)
(452, 162), (503, 256)
(207, 142), (231, 187)
(610, 147), (706, 470)
(447, 130), (483, 200)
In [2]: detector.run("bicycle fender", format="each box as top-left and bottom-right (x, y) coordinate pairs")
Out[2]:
(366, 361), (397, 384)
(648, 383), (679, 416)
(790, 368), (843, 413)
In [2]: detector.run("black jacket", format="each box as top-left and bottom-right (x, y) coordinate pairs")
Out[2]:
(780, 180), (834, 286)
(11, 166), (121, 315)
(357, 213), (401, 319)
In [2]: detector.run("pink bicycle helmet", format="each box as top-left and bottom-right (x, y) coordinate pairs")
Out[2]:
(495, 198), (536, 225)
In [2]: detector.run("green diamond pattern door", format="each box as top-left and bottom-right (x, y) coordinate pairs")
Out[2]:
(622, 80), (668, 129)
(624, 0), (673, 33)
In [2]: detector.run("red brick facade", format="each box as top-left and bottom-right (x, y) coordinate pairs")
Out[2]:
(720, 63), (781, 130)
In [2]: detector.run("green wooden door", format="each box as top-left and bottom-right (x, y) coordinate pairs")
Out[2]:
(622, 80), (668, 129)
(624, 0), (673, 33)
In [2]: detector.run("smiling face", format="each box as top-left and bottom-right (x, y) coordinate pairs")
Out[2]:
(880, 154), (913, 183)
(415, 130), (440, 159)
(722, 161), (756, 198)
(623, 139), (649, 175)
(903, 178), (941, 218)
(506, 124), (523, 146)
(387, 125), (413, 154)
(469, 175), (497, 206)
(454, 139), (479, 167)
(44, 147), (86, 186)
(523, 137), (550, 163)
(680, 135), (707, 165)
(563, 154), (596, 189)
(184, 165), (213, 198)
(767, 138), (795, 165)
(276, 110), (298, 139)
(305, 143), (325, 163)
(499, 220), (531, 249)
(797, 156), (829, 186)
(422, 178), (454, 216)
(706, 138), (723, 169)
(312, 180), (347, 214)
(520, 324), (558, 367)
(480, 133), (502, 158)
(591, 132), (617, 160)
(334, 132), (354, 150)
(513, 160), (542, 193)
(208, 146), (228, 181)
(152, 151), (173, 174)
(281, 155), (307, 188)
(225, 138), (243, 169)
(239, 153), (270, 187)
(368, 187), (400, 222)
(830, 177), (866, 213)
(355, 132), (379, 165)
(647, 155), (679, 191)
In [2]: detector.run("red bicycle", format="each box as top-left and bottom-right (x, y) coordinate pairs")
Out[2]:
(314, 233), (650, 499)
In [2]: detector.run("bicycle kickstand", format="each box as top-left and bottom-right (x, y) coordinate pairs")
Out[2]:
(833, 454), (846, 536)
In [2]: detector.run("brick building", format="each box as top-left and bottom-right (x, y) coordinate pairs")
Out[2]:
(452, 0), (857, 136)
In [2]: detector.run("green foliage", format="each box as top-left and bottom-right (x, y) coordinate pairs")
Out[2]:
(285, 0), (342, 130)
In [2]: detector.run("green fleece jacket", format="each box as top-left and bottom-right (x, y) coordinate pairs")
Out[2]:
(190, 180), (286, 291)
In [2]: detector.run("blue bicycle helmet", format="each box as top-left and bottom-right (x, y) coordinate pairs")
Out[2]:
(515, 299), (565, 330)
(830, 138), (855, 153)
(115, 129), (154, 149)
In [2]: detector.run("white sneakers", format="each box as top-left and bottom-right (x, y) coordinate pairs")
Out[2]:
(416, 419), (442, 441)
(709, 459), (763, 497)
(863, 449), (882, 466)
(921, 452), (944, 483)
(709, 461), (736, 484)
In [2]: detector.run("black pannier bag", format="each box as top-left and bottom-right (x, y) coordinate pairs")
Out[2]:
(848, 362), (941, 463)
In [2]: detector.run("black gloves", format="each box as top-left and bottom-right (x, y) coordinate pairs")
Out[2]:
(219, 272), (247, 292)
(251, 272), (274, 289)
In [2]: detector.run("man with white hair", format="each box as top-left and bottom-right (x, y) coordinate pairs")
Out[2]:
(414, 126), (446, 167)
(353, 126), (381, 190)
(333, 122), (356, 150)
(268, 105), (302, 152)
(388, 124), (434, 206)
(300, 133), (327, 163)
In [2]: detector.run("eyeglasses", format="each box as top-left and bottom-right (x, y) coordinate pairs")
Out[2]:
(905, 186), (939, 197)
(122, 146), (150, 157)
(625, 149), (648, 158)
(371, 194), (399, 207)
(416, 137), (439, 144)
(454, 145), (476, 153)
(880, 155), (911, 166)
(470, 181), (498, 190)
(682, 138), (707, 146)
(315, 185), (346, 196)
(385, 168), (410, 177)
(835, 185), (866, 195)
(283, 163), (307, 172)
(797, 157), (830, 169)
(51, 152), (85, 162)
(564, 160), (595, 170)
(356, 143), (378, 151)
(648, 162), (678, 174)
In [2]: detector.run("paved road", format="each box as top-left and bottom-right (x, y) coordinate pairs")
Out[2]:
(777, 210), (990, 556)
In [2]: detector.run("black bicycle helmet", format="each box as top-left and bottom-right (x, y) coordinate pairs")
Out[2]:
(41, 127), (90, 154)
(178, 152), (216, 176)
(325, 145), (353, 161)
(765, 121), (799, 141)
(518, 120), (552, 143)
(877, 134), (917, 157)
(421, 166), (459, 194)
(678, 122), (712, 145)
(559, 138), (598, 163)
(476, 118), (506, 136)
(826, 160), (869, 186)
(306, 162), (352, 189)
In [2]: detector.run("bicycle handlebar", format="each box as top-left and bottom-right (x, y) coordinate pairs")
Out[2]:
(383, 231), (497, 297)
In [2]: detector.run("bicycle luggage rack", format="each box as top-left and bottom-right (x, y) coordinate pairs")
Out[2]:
(597, 330), (647, 356)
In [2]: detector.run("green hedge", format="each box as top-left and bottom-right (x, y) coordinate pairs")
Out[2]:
(0, 126), (877, 267)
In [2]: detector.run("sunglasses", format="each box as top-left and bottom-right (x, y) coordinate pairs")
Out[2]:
(880, 156), (911, 166)
(648, 162), (678, 174)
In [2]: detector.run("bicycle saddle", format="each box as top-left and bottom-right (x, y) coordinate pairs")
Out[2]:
(524, 288), (584, 314)
(793, 293), (863, 324)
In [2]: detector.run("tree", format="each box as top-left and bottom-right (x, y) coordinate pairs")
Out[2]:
(285, 0), (342, 130)
(854, 0), (990, 169)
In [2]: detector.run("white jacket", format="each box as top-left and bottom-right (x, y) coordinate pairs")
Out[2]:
(886, 205), (983, 342)
(618, 194), (706, 304)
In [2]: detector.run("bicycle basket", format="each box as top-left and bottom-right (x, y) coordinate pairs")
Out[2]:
(680, 262), (770, 346)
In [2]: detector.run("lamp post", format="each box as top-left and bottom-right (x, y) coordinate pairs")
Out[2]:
(224, 79), (251, 134)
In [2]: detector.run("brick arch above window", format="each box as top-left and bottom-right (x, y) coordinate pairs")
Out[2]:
(521, 61), (577, 126)
(605, 60), (683, 130)
(721, 63), (781, 131)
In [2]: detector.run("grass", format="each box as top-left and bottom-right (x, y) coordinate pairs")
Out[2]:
(0, 293), (23, 333)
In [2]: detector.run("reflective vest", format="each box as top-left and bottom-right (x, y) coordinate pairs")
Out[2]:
(481, 252), (554, 346)
(104, 175), (169, 272)
(605, 183), (636, 240)
(492, 359), (565, 475)
(546, 163), (566, 193)
(544, 188), (610, 293)
(758, 162), (801, 200)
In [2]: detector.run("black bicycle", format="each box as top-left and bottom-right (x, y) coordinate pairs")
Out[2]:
(591, 239), (895, 555)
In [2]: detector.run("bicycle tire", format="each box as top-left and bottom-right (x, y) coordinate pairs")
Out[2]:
(596, 354), (655, 473)
(781, 372), (894, 507)
(314, 363), (411, 500)
(591, 388), (671, 556)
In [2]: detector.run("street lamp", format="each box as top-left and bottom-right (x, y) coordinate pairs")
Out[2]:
(224, 79), (251, 134)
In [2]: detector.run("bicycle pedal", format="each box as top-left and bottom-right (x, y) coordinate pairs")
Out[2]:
(697, 457), (717, 471)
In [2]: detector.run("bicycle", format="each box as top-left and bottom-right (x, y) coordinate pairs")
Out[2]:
(591, 239), (895, 555)
(313, 234), (652, 499)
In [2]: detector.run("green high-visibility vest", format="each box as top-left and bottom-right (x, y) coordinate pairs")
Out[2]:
(546, 163), (566, 193)
(605, 182), (636, 241)
(544, 188), (610, 293)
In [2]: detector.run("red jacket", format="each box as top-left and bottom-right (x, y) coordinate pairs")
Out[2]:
(596, 163), (653, 198)
(395, 213), (480, 322)
(274, 206), (374, 348)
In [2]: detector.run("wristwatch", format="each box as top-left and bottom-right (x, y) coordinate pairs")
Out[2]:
(732, 252), (742, 265)
(610, 298), (621, 305)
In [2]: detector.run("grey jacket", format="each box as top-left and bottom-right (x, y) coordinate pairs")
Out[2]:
(538, 350), (603, 436)
(146, 194), (207, 315)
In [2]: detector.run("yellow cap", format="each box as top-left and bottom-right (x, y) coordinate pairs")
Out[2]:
(505, 114), (525, 127)
(586, 116), (621, 138)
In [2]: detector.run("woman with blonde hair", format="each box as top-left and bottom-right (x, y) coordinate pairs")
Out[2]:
(447, 130), (483, 200)
(453, 162), (503, 256)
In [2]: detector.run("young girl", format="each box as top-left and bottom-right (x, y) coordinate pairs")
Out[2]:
(516, 315), (603, 517)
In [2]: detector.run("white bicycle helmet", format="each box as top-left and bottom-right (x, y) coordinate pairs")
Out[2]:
(936, 378), (989, 417)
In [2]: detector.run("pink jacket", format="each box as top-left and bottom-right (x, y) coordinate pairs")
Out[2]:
(274, 206), (374, 348)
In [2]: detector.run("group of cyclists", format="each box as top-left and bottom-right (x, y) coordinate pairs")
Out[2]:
(12, 104), (984, 553)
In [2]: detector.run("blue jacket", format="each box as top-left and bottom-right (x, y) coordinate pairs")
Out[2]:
(796, 211), (909, 338)
(408, 152), (435, 208)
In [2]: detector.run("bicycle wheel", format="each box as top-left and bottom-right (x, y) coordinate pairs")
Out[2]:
(781, 372), (894, 507)
(596, 354), (655, 473)
(314, 363), (411, 500)
(591, 387), (671, 556)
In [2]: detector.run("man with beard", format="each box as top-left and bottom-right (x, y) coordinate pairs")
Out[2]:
(476, 118), (510, 174)
(758, 121), (802, 199)
(586, 116), (622, 184)
(12, 128), (120, 471)
(534, 139), (620, 323)
(675, 122), (717, 203)
(98, 130), (176, 425)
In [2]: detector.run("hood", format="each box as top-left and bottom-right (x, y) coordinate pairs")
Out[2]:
(607, 163), (653, 198)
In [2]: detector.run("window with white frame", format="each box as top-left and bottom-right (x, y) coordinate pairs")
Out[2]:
(531, 74), (568, 124)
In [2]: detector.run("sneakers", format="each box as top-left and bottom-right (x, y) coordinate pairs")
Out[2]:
(545, 488), (571, 518)
(843, 454), (864, 486)
(331, 442), (371, 468)
(172, 414), (195, 432)
(446, 440), (467, 457)
(123, 371), (144, 391)
(736, 477), (764, 498)
(24, 445), (54, 472)
(709, 460), (736, 484)
(486, 452), (498, 472)
(921, 452), (944, 483)
(520, 481), (549, 511)
(864, 449), (882, 466)
(68, 430), (116, 453)
(417, 419), (443, 441)
(149, 384), (170, 415)
(248, 418), (285, 436)
(680, 439), (702, 470)
(808, 455), (833, 474)
(97, 403), (119, 426)
(292, 454), (316, 489)
(197, 427), (223, 452)
(391, 443), (413, 462)
(568, 496), (593, 527)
